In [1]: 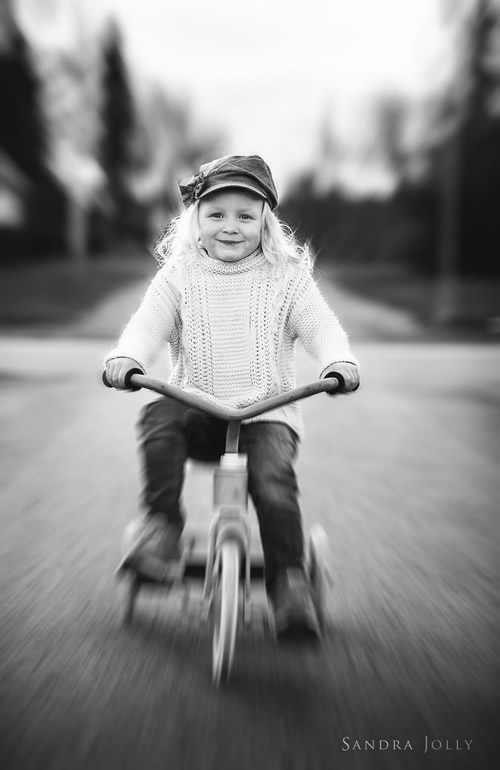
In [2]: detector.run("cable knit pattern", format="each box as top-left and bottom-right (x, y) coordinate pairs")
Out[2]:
(104, 251), (358, 437)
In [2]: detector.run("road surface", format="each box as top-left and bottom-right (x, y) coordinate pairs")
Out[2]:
(0, 288), (499, 770)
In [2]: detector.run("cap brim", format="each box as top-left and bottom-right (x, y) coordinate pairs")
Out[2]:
(198, 182), (267, 201)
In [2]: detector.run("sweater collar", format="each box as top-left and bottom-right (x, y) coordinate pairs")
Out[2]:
(197, 247), (267, 275)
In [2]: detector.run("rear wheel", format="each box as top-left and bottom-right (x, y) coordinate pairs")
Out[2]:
(212, 540), (240, 686)
(124, 574), (141, 624)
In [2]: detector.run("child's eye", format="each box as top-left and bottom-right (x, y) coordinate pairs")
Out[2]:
(240, 214), (253, 220)
(208, 212), (223, 218)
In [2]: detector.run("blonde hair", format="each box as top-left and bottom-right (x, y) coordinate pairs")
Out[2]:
(154, 199), (313, 275)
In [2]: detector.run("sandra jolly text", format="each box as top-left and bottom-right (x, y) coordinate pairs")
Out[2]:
(341, 737), (474, 753)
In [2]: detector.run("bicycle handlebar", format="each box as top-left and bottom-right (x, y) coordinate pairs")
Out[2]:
(102, 370), (341, 421)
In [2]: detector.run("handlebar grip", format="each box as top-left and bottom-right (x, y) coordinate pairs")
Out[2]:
(102, 370), (112, 388)
(324, 371), (345, 389)
(124, 368), (144, 390)
(102, 368), (144, 391)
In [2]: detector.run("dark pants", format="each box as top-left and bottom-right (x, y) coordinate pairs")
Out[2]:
(138, 396), (304, 590)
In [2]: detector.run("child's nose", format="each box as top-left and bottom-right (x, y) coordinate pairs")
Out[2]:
(222, 220), (238, 233)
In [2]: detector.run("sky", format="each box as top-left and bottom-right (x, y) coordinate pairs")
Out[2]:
(17, 0), (454, 194)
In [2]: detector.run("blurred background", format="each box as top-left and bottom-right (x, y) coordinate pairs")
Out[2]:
(1, 2), (499, 769)
(0, 0), (499, 332)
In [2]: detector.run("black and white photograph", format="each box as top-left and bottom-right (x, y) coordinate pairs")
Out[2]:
(0, 0), (499, 768)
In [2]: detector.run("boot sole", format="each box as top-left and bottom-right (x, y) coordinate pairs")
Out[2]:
(274, 610), (321, 642)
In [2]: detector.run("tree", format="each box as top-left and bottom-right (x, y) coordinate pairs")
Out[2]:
(0, 24), (46, 181)
(433, 0), (500, 321)
(461, 0), (500, 275)
(375, 94), (408, 184)
(99, 20), (136, 241)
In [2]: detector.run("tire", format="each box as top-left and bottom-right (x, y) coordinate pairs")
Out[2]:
(212, 540), (240, 686)
(308, 525), (330, 627)
(124, 574), (141, 624)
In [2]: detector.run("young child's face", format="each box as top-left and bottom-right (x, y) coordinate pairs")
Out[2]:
(198, 189), (263, 262)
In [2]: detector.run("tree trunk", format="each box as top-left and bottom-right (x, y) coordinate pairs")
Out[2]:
(67, 193), (88, 267)
(433, 131), (462, 324)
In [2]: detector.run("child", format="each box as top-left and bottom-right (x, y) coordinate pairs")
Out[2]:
(104, 154), (359, 639)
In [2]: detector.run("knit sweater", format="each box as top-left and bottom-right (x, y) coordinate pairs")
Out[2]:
(104, 250), (358, 437)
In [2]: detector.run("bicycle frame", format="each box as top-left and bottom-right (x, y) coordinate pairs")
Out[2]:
(203, 452), (251, 620)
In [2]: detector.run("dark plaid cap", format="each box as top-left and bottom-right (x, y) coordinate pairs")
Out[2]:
(179, 155), (279, 210)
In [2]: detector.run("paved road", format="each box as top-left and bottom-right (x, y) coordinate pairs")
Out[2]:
(1, 306), (499, 769)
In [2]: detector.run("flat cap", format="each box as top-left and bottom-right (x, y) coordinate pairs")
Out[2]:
(179, 155), (278, 210)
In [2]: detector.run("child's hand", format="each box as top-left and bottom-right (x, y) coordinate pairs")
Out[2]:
(322, 362), (360, 394)
(104, 358), (144, 390)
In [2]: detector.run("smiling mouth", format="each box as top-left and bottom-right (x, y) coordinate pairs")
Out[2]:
(217, 240), (243, 245)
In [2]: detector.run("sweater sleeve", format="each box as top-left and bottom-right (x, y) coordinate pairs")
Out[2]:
(103, 263), (181, 371)
(288, 271), (359, 373)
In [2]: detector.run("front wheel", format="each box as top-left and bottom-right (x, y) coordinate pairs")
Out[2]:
(212, 540), (240, 686)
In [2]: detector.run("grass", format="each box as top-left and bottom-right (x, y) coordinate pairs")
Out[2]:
(323, 262), (500, 334)
(0, 251), (155, 329)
